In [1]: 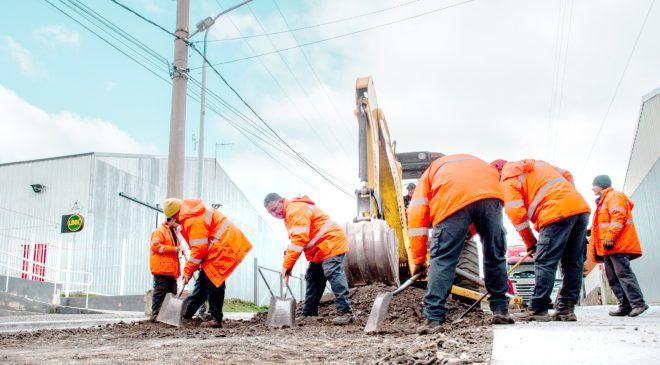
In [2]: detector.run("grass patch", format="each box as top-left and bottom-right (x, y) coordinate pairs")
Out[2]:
(223, 298), (268, 313)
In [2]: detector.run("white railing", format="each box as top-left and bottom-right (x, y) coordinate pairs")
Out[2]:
(0, 249), (93, 309)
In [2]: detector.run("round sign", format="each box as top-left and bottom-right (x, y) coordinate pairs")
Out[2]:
(67, 214), (84, 232)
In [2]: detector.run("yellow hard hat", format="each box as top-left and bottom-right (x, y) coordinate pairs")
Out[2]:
(163, 198), (183, 218)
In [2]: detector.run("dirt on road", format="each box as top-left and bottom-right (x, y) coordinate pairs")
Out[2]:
(0, 284), (493, 364)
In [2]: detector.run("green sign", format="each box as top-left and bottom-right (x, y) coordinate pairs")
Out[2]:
(61, 214), (84, 233)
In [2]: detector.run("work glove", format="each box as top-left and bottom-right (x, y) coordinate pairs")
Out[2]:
(411, 262), (427, 276)
(519, 227), (538, 252)
(181, 275), (191, 286)
(281, 267), (292, 287)
(603, 239), (615, 250)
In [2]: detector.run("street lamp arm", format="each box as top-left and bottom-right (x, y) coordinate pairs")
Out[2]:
(188, 0), (254, 39)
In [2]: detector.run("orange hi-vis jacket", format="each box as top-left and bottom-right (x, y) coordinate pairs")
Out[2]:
(179, 199), (253, 288)
(150, 222), (180, 276)
(590, 187), (642, 262)
(282, 196), (348, 270)
(407, 154), (504, 265)
(500, 160), (590, 239)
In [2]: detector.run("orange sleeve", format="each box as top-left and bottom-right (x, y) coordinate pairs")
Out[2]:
(407, 169), (432, 265)
(183, 218), (209, 279)
(502, 178), (534, 245)
(605, 193), (628, 242)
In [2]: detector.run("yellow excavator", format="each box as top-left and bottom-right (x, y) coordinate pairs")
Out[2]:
(343, 76), (483, 300)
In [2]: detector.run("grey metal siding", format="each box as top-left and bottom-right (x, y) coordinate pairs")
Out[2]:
(629, 158), (660, 303)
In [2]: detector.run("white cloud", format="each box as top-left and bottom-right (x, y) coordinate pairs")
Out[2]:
(4, 36), (45, 78)
(106, 81), (118, 92)
(33, 25), (80, 48)
(0, 85), (158, 163)
(141, 0), (163, 14)
(198, 0), (660, 245)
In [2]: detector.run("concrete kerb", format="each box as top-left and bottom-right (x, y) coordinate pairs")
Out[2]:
(491, 305), (659, 365)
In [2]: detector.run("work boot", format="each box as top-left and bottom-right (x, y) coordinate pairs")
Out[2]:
(608, 307), (632, 317)
(149, 313), (158, 322)
(200, 319), (222, 328)
(552, 301), (577, 321)
(416, 319), (444, 335)
(331, 312), (355, 325)
(491, 311), (515, 324)
(629, 304), (649, 317)
(515, 307), (550, 322)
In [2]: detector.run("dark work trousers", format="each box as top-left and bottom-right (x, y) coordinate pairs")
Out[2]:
(604, 253), (646, 310)
(303, 253), (352, 316)
(183, 270), (226, 322)
(152, 275), (177, 314)
(425, 198), (509, 322)
(531, 212), (589, 310)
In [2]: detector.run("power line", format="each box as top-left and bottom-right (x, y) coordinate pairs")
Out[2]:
(204, 0), (424, 42)
(76, 0), (355, 197)
(580, 0), (655, 173)
(212, 0), (348, 164)
(43, 0), (172, 84)
(270, 0), (356, 154)
(196, 0), (476, 68)
(239, 1), (355, 163)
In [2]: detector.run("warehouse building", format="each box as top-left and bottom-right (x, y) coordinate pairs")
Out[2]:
(0, 152), (303, 306)
(622, 86), (660, 303)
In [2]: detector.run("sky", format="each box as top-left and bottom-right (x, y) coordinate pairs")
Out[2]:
(1, 0), (659, 244)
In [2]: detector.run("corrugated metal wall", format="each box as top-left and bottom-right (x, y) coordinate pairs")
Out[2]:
(629, 158), (660, 303)
(623, 87), (660, 196)
(0, 154), (94, 292)
(1, 153), (302, 304)
(623, 88), (660, 304)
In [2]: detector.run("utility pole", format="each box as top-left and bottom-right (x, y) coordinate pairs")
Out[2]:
(166, 0), (190, 199)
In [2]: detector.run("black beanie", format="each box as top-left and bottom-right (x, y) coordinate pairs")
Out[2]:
(592, 175), (612, 189)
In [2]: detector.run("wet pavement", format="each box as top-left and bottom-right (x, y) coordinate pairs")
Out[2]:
(491, 305), (659, 364)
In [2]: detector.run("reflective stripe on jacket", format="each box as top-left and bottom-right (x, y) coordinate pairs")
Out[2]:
(500, 159), (590, 236)
(149, 222), (180, 276)
(407, 154), (504, 265)
(591, 187), (641, 260)
(283, 196), (348, 270)
(179, 199), (253, 288)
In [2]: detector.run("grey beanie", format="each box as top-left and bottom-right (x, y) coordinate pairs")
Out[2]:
(592, 175), (612, 189)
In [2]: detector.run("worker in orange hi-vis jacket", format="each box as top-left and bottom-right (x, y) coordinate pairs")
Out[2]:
(149, 218), (181, 322)
(407, 154), (513, 335)
(163, 198), (253, 328)
(263, 193), (354, 325)
(590, 174), (648, 317)
(492, 159), (590, 322)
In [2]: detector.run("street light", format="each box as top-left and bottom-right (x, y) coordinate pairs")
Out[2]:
(194, 0), (254, 199)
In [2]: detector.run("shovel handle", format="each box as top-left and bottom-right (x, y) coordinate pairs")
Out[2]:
(453, 249), (534, 323)
(392, 272), (425, 296)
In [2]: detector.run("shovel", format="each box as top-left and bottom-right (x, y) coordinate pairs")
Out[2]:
(364, 272), (424, 334)
(259, 268), (296, 328)
(156, 280), (188, 327)
(452, 249), (533, 324)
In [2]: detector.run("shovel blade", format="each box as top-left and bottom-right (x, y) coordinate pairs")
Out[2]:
(364, 292), (393, 333)
(265, 296), (296, 328)
(156, 293), (186, 327)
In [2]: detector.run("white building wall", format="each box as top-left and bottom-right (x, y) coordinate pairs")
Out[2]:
(1, 153), (298, 304)
(623, 88), (660, 304)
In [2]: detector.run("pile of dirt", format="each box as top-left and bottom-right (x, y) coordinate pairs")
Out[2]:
(0, 283), (494, 364)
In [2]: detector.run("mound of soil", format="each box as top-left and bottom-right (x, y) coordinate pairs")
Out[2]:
(0, 283), (494, 364)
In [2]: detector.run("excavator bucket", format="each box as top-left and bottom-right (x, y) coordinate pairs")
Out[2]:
(343, 220), (400, 287)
